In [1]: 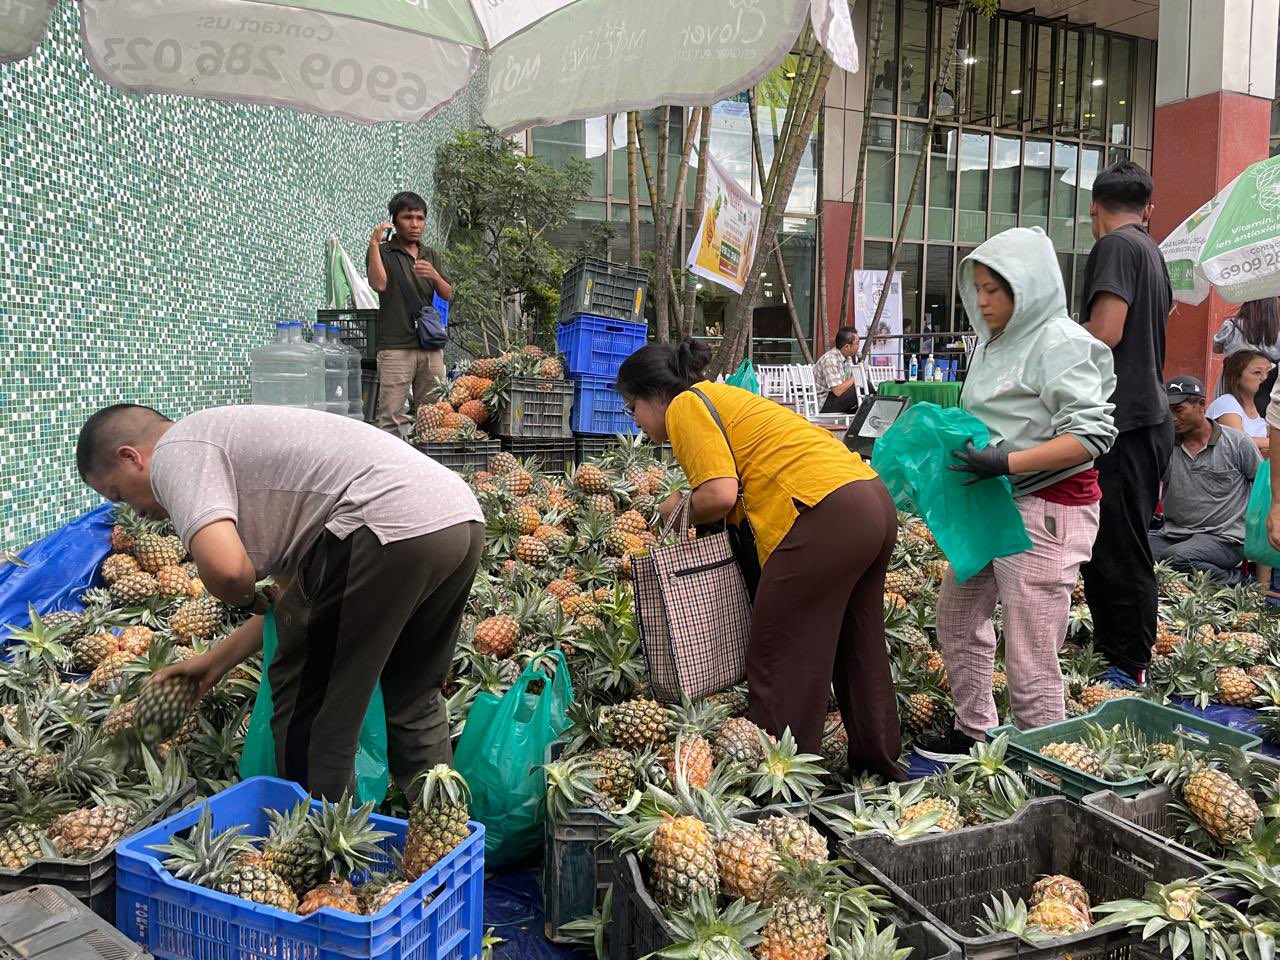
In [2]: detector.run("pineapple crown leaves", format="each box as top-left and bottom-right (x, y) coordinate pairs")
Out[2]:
(1092, 879), (1247, 960)
(4, 605), (73, 676)
(977, 892), (1049, 943)
(150, 804), (254, 886)
(308, 794), (394, 882)
(655, 890), (769, 960)
(770, 854), (889, 938)
(749, 727), (826, 804)
(669, 694), (732, 740)
(948, 732), (1023, 795)
(830, 915), (913, 960)
(557, 884), (612, 958)
(1205, 852), (1280, 919)
(412, 764), (472, 815)
(542, 753), (607, 824)
(0, 773), (77, 830)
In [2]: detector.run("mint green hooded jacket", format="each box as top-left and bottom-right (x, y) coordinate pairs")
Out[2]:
(959, 227), (1118, 498)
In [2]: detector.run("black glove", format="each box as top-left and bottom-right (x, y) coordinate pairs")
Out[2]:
(949, 441), (1010, 485)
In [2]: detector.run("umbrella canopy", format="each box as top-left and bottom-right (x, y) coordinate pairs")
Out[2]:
(4, 0), (857, 131)
(1162, 153), (1280, 306)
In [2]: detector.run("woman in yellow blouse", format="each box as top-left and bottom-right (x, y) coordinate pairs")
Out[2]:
(615, 339), (903, 781)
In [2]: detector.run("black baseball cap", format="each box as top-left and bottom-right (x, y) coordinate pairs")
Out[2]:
(1166, 375), (1206, 404)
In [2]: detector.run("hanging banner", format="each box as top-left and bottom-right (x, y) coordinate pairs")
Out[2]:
(686, 151), (763, 294)
(853, 269), (904, 371)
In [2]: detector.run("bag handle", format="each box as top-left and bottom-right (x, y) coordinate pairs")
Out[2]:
(477, 650), (572, 762)
(658, 489), (695, 540)
(389, 245), (434, 316)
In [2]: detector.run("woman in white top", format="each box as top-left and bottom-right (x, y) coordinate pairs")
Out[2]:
(1207, 349), (1271, 454)
(1212, 297), (1280, 414)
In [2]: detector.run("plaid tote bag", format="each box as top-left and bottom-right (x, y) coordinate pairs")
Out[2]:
(633, 494), (751, 702)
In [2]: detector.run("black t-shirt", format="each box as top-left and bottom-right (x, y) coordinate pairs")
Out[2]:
(367, 241), (451, 351)
(1081, 223), (1172, 432)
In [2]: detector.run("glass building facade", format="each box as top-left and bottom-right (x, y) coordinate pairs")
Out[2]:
(527, 0), (1156, 359)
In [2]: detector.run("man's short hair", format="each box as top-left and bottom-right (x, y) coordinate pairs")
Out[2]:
(76, 404), (170, 479)
(1092, 161), (1153, 215)
(834, 327), (859, 349)
(388, 191), (427, 220)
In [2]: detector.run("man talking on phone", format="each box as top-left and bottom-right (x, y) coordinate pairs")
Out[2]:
(367, 191), (453, 437)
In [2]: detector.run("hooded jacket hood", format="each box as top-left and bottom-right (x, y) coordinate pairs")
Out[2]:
(958, 227), (1118, 498)
(960, 227), (1068, 343)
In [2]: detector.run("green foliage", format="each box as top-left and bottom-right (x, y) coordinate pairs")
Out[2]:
(434, 126), (591, 354)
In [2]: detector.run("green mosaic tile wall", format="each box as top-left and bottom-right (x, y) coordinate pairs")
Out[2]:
(0, 2), (479, 550)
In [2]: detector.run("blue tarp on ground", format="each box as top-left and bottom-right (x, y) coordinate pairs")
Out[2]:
(1171, 696), (1280, 758)
(0, 503), (111, 638)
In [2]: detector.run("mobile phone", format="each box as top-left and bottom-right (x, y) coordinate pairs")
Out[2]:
(383, 228), (394, 242)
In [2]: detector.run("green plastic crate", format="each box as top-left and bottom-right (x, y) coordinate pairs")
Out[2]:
(995, 698), (1262, 801)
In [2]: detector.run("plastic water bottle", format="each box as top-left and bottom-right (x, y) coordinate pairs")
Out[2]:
(908, 354), (919, 381)
(923, 354), (935, 381)
(249, 323), (289, 406)
(314, 323), (351, 416)
(289, 321), (328, 409)
(328, 326), (365, 419)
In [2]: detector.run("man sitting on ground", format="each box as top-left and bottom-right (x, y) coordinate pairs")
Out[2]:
(814, 327), (863, 413)
(1151, 375), (1260, 584)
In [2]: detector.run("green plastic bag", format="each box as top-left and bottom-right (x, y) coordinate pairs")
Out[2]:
(453, 651), (573, 868)
(239, 609), (389, 806)
(1244, 460), (1280, 566)
(872, 402), (1032, 583)
(726, 358), (761, 394)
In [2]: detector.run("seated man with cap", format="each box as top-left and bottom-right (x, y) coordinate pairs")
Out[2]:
(1150, 375), (1261, 584)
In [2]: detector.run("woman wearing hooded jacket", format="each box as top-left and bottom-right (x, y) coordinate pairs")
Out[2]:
(916, 227), (1118, 761)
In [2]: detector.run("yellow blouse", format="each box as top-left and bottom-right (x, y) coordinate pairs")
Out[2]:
(665, 381), (878, 565)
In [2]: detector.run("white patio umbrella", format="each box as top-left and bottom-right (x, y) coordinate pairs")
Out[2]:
(4, 0), (857, 132)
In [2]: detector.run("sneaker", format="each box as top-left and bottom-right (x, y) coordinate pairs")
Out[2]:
(914, 729), (980, 762)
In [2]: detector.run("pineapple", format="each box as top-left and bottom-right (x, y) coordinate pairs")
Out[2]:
(414, 402), (447, 435)
(819, 714), (848, 771)
(755, 814), (827, 864)
(88, 649), (135, 691)
(1184, 767), (1261, 845)
(471, 357), (501, 381)
(606, 699), (671, 751)
(134, 532), (183, 573)
(487, 451), (519, 476)
(0, 824), (53, 869)
(574, 464), (612, 494)
(662, 734), (714, 791)
(170, 595), (223, 640)
(1075, 684), (1138, 712)
(649, 815), (719, 907)
(47, 802), (136, 859)
(100, 699), (138, 737)
(119, 625), (154, 655)
(513, 535), (550, 567)
(539, 356), (563, 379)
(715, 823), (779, 903)
(1215, 667), (1258, 706)
(613, 510), (647, 538)
(884, 592), (908, 611)
(884, 568), (916, 599)
(110, 522), (137, 554)
(134, 674), (203, 743)
(1037, 741), (1103, 777)
(500, 469), (533, 498)
(473, 615), (520, 659)
(101, 553), (140, 584)
(582, 748), (637, 809)
(753, 860), (843, 960)
(109, 571), (158, 606)
(1026, 897), (1092, 935)
(152, 805), (298, 912)
(712, 717), (770, 765)
(901, 797), (963, 832)
(362, 878), (412, 915)
(404, 765), (471, 879)
(899, 693), (938, 734)
(1031, 875), (1091, 915)
(251, 802), (324, 896)
(512, 502), (540, 535)
(155, 564), (193, 597)
(299, 879), (361, 915)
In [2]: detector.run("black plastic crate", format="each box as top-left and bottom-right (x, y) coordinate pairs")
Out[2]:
(0, 781), (194, 922)
(413, 438), (501, 474)
(608, 850), (959, 960)
(497, 377), (574, 438)
(542, 741), (618, 944)
(0, 885), (149, 959)
(1081, 750), (1279, 866)
(841, 797), (1208, 960)
(501, 437), (576, 475)
(558, 257), (649, 324)
(317, 308), (379, 361)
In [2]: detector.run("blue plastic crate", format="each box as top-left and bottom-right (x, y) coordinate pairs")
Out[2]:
(555, 315), (647, 377)
(115, 777), (484, 960)
(570, 374), (638, 436)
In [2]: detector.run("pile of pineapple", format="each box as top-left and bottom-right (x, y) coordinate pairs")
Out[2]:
(149, 765), (473, 917)
(0, 509), (264, 874)
(412, 346), (566, 443)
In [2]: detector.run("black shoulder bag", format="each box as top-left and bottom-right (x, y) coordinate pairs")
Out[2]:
(390, 249), (447, 350)
(688, 387), (762, 600)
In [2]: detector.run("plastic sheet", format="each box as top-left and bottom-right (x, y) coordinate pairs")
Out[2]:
(0, 504), (112, 638)
(485, 868), (586, 960)
(872, 404), (1031, 582)
(1171, 697), (1280, 759)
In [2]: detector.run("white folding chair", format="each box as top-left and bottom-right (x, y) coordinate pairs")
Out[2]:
(789, 364), (820, 418)
(866, 363), (900, 390)
(757, 365), (789, 404)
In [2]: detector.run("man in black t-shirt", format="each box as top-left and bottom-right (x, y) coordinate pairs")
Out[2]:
(367, 191), (453, 436)
(1078, 161), (1175, 679)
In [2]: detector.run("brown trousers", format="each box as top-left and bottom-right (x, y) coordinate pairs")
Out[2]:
(747, 478), (904, 782)
(271, 522), (483, 800)
(376, 348), (446, 435)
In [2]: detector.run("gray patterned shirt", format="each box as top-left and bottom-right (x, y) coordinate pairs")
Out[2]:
(813, 347), (855, 407)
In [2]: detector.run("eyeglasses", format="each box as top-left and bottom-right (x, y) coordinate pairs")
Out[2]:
(622, 400), (637, 419)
